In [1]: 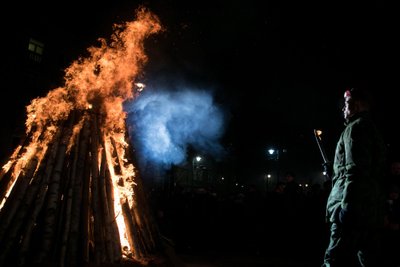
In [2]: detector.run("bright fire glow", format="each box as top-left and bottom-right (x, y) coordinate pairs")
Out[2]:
(0, 6), (162, 260)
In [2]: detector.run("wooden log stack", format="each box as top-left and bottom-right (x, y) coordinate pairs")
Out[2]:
(0, 108), (162, 267)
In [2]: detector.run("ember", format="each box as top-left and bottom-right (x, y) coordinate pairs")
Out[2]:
(0, 7), (163, 267)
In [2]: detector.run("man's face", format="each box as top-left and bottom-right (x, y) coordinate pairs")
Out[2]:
(343, 96), (356, 120)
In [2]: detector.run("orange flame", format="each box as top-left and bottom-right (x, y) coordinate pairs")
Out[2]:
(0, 6), (162, 260)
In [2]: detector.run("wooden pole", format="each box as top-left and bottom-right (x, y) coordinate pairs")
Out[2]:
(105, 165), (123, 262)
(81, 130), (92, 264)
(121, 197), (141, 260)
(66, 115), (91, 266)
(17, 126), (65, 266)
(98, 145), (115, 262)
(59, 122), (82, 267)
(34, 119), (74, 264)
(0, 153), (40, 265)
(90, 113), (104, 264)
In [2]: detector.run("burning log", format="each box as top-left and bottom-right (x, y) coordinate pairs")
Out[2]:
(0, 122), (65, 255)
(1, 108), (165, 267)
(89, 112), (105, 264)
(18, 127), (66, 266)
(105, 165), (124, 261)
(65, 116), (91, 267)
(0, 7), (165, 267)
(35, 117), (75, 263)
(59, 121), (82, 267)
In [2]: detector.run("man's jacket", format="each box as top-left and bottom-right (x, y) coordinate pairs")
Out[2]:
(326, 111), (386, 227)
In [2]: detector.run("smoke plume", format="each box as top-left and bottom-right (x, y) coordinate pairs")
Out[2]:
(125, 86), (227, 172)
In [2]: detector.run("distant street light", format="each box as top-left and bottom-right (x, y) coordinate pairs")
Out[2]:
(266, 147), (287, 184)
(265, 174), (271, 192)
(268, 149), (279, 160)
(192, 155), (202, 185)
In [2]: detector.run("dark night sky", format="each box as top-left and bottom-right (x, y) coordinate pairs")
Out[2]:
(1, 0), (399, 182)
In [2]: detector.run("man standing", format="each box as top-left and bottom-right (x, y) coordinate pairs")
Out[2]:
(322, 87), (387, 266)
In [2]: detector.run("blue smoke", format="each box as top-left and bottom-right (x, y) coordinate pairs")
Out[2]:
(124, 87), (227, 171)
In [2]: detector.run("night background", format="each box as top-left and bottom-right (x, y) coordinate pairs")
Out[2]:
(1, 0), (398, 183)
(0, 1), (399, 265)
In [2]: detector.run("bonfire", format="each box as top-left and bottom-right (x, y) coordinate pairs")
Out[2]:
(0, 7), (164, 267)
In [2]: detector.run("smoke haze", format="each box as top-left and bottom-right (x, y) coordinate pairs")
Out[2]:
(125, 86), (227, 173)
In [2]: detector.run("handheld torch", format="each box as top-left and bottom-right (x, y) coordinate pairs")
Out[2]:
(313, 129), (331, 180)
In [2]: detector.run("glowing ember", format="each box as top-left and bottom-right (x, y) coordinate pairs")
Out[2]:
(0, 6), (162, 266)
